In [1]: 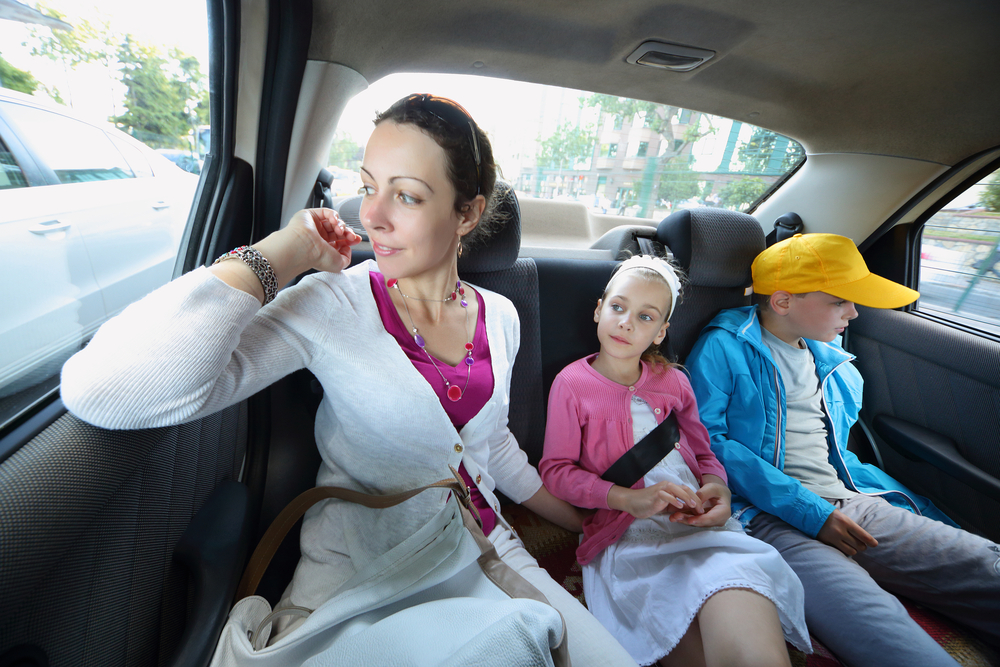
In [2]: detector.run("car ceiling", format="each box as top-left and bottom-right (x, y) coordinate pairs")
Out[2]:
(307, 0), (1000, 167)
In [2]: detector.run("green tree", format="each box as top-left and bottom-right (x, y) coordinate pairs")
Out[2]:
(720, 177), (768, 211)
(737, 128), (804, 174)
(328, 133), (363, 170)
(23, 4), (101, 107)
(0, 54), (38, 94)
(979, 173), (1000, 212)
(656, 157), (700, 205)
(114, 36), (189, 148)
(586, 94), (714, 215)
(537, 121), (594, 169)
(169, 48), (209, 150)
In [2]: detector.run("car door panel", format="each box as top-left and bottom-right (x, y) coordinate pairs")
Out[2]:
(849, 306), (1000, 542)
(0, 402), (247, 667)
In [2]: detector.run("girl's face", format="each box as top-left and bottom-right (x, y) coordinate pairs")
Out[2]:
(359, 122), (479, 280)
(594, 273), (671, 363)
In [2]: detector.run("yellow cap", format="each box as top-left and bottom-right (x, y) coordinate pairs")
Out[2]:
(751, 233), (919, 308)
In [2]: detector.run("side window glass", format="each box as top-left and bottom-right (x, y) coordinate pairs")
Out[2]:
(109, 134), (154, 178)
(0, 0), (209, 429)
(917, 166), (1000, 335)
(0, 139), (28, 189)
(3, 104), (134, 183)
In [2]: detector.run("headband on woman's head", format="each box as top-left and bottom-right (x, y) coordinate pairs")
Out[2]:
(402, 93), (482, 195)
(607, 255), (683, 321)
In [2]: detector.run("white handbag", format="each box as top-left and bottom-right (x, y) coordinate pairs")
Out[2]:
(210, 471), (570, 667)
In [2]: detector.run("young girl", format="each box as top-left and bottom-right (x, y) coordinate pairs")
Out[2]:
(539, 255), (810, 667)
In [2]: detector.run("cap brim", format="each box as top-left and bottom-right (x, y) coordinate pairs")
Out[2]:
(824, 273), (919, 309)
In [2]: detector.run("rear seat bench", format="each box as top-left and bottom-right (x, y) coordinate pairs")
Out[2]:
(266, 191), (996, 665)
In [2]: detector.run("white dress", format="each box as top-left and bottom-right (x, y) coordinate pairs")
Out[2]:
(582, 397), (811, 666)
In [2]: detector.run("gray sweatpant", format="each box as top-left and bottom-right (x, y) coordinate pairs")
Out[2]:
(748, 494), (1000, 667)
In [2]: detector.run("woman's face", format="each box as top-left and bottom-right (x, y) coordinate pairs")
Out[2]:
(359, 121), (476, 281)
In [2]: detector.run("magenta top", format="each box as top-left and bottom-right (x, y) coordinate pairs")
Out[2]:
(370, 271), (497, 534)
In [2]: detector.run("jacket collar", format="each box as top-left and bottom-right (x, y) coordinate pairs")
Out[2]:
(706, 306), (855, 375)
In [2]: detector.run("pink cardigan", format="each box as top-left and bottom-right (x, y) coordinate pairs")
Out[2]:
(539, 355), (728, 565)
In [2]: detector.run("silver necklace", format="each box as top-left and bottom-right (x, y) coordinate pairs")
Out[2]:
(390, 278), (475, 402)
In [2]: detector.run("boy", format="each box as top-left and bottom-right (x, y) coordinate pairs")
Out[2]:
(687, 233), (1000, 667)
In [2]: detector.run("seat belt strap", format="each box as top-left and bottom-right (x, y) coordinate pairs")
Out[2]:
(600, 413), (680, 488)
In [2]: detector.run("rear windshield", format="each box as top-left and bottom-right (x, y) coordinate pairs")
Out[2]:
(334, 74), (804, 223)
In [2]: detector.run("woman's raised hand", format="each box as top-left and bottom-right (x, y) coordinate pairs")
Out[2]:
(268, 208), (363, 279)
(291, 208), (363, 271)
(210, 208), (362, 304)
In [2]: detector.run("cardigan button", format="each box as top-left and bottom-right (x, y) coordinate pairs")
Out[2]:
(454, 443), (464, 453)
(674, 442), (681, 450)
(654, 408), (661, 414)
(628, 386), (636, 392)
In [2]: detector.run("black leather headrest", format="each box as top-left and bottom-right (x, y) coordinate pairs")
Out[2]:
(656, 208), (765, 288)
(458, 181), (521, 274)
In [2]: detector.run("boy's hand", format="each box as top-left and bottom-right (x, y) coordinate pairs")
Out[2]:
(669, 477), (732, 527)
(608, 481), (702, 520)
(818, 509), (878, 556)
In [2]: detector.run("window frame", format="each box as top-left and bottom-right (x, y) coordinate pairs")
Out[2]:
(898, 150), (1000, 343)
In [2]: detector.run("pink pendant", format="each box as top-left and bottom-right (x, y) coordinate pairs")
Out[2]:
(465, 342), (474, 351)
(387, 278), (397, 288)
(447, 385), (463, 401)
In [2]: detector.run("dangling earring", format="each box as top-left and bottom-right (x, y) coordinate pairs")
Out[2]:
(457, 242), (464, 258)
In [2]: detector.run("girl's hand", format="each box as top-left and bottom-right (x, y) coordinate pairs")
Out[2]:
(669, 476), (732, 527)
(608, 481), (703, 520)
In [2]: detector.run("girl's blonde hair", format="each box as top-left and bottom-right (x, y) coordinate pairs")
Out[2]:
(602, 255), (686, 373)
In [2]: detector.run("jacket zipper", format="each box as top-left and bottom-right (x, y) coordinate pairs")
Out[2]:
(773, 366), (782, 468)
(819, 361), (921, 514)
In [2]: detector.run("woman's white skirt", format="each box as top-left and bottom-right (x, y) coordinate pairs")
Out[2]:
(583, 451), (811, 666)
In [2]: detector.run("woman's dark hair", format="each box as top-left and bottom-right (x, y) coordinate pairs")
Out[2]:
(374, 94), (502, 247)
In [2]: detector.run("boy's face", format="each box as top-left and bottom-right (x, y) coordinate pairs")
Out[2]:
(782, 291), (859, 342)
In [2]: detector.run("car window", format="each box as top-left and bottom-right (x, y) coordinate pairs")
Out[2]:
(916, 166), (1000, 336)
(0, 139), (27, 189)
(0, 0), (209, 429)
(2, 103), (134, 183)
(333, 73), (804, 247)
(109, 134), (155, 178)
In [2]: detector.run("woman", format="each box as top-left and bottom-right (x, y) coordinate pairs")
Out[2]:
(61, 94), (637, 665)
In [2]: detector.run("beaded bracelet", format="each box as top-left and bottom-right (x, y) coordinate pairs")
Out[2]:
(213, 245), (279, 305)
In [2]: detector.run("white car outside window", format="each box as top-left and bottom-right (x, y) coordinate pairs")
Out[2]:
(0, 93), (198, 421)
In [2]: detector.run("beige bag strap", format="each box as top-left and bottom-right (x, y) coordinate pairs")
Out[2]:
(235, 474), (464, 600)
(235, 466), (570, 665)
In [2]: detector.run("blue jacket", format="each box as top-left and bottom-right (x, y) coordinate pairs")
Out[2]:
(686, 306), (956, 537)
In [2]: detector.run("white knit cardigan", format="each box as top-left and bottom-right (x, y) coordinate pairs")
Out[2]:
(61, 259), (543, 606)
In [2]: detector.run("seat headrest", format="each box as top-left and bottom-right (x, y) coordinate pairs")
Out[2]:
(656, 208), (765, 288)
(458, 181), (521, 273)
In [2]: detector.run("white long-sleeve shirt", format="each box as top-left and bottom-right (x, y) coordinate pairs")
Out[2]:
(61, 259), (543, 606)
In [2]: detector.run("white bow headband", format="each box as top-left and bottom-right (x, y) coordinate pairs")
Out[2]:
(606, 255), (683, 321)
